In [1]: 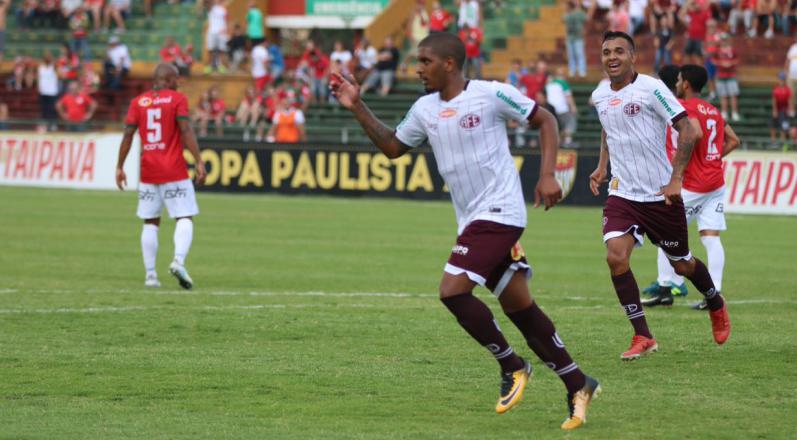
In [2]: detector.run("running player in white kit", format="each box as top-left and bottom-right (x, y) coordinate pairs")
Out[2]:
(589, 32), (730, 362)
(330, 32), (599, 430)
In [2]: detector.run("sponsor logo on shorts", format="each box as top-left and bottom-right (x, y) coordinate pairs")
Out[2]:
(489, 207), (502, 213)
(138, 189), (156, 201)
(459, 113), (481, 129)
(510, 243), (525, 261)
(439, 108), (458, 118)
(660, 240), (680, 248)
(686, 205), (702, 216)
(609, 98), (623, 106)
(715, 203), (724, 213)
(451, 245), (469, 256)
(164, 188), (188, 199)
(623, 102), (641, 117)
(602, 216), (608, 226)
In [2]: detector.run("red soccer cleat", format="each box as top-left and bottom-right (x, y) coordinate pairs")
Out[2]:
(620, 335), (658, 361)
(709, 302), (731, 345)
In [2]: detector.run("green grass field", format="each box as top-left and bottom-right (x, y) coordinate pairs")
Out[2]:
(1, 186), (795, 439)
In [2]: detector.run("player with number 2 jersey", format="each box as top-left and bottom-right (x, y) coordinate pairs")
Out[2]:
(115, 63), (207, 290)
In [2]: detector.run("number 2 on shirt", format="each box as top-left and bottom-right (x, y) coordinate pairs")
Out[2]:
(146, 108), (162, 144)
(705, 118), (718, 156)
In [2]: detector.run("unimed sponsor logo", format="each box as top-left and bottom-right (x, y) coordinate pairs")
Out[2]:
(654, 89), (676, 116)
(496, 90), (528, 116)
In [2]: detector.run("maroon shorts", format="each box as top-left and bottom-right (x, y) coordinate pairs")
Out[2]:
(445, 220), (531, 296)
(602, 195), (692, 260)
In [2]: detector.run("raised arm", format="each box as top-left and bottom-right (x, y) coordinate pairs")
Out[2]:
(529, 105), (562, 210)
(329, 72), (410, 159)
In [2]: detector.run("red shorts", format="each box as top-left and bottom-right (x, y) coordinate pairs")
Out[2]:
(602, 195), (692, 260)
(254, 75), (271, 93)
(445, 220), (531, 296)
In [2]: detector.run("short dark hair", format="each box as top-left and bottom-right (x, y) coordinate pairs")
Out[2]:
(602, 31), (635, 52)
(418, 32), (466, 70)
(657, 65), (680, 93)
(680, 64), (708, 93)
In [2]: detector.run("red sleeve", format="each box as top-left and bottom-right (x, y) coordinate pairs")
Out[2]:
(159, 47), (170, 61)
(175, 93), (189, 119)
(124, 100), (139, 126)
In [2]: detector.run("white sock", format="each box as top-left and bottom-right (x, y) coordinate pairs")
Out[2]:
(656, 248), (675, 287)
(141, 224), (159, 275)
(173, 218), (193, 266)
(701, 236), (724, 291)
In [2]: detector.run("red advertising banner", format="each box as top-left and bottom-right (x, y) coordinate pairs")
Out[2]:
(724, 151), (797, 215)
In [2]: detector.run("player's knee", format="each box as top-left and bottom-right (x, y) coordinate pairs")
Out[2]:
(605, 249), (629, 271)
(672, 259), (694, 276)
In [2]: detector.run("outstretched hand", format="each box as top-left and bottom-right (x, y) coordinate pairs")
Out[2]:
(329, 72), (361, 110)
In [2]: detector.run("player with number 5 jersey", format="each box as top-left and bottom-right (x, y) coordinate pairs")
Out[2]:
(115, 63), (207, 290)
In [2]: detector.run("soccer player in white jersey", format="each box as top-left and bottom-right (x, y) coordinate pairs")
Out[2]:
(330, 32), (599, 430)
(589, 32), (731, 362)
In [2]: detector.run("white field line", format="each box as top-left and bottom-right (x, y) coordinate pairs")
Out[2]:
(0, 288), (794, 315)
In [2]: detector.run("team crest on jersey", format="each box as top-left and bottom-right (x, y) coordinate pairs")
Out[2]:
(609, 98), (623, 106)
(554, 151), (578, 201)
(459, 113), (481, 129)
(138, 97), (152, 107)
(623, 102), (641, 117)
(439, 108), (458, 118)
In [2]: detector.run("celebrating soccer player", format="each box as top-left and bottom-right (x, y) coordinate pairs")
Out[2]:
(642, 64), (740, 310)
(330, 32), (599, 430)
(590, 32), (731, 362)
(115, 63), (207, 289)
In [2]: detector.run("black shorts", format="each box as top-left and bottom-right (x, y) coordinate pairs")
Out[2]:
(684, 39), (703, 56)
(602, 195), (692, 260)
(445, 220), (531, 296)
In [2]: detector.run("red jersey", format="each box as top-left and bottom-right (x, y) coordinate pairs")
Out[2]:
(209, 98), (226, 116)
(125, 89), (190, 184)
(681, 97), (726, 192)
(429, 9), (451, 32)
(160, 44), (182, 63)
(520, 73), (546, 99)
(715, 46), (738, 79)
(59, 93), (94, 122)
(459, 28), (482, 58)
(687, 8), (711, 40)
(773, 85), (791, 112)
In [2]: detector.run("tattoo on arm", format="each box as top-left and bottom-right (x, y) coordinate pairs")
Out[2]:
(671, 118), (697, 178)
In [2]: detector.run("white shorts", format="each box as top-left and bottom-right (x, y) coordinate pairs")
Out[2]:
(683, 187), (726, 231)
(206, 32), (227, 51)
(137, 179), (199, 220)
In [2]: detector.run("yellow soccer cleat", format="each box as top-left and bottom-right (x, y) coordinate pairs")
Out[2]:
(495, 359), (532, 414)
(561, 375), (601, 430)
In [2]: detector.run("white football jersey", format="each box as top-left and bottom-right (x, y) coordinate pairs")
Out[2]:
(592, 73), (687, 202)
(396, 80), (537, 233)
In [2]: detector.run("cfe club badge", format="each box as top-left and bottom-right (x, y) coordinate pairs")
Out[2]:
(555, 151), (577, 201)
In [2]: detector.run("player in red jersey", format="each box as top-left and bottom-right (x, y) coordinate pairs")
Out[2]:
(115, 63), (207, 289)
(643, 64), (740, 310)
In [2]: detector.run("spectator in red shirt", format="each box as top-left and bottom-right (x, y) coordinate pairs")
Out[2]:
(161, 36), (190, 76)
(520, 60), (548, 100)
(235, 85), (261, 141)
(771, 71), (791, 144)
(429, 1), (452, 33)
(207, 86), (225, 137)
(715, 34), (741, 121)
(703, 19), (720, 101)
(56, 81), (97, 131)
(299, 41), (329, 103)
(680, 0), (711, 64)
(458, 24), (483, 79)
